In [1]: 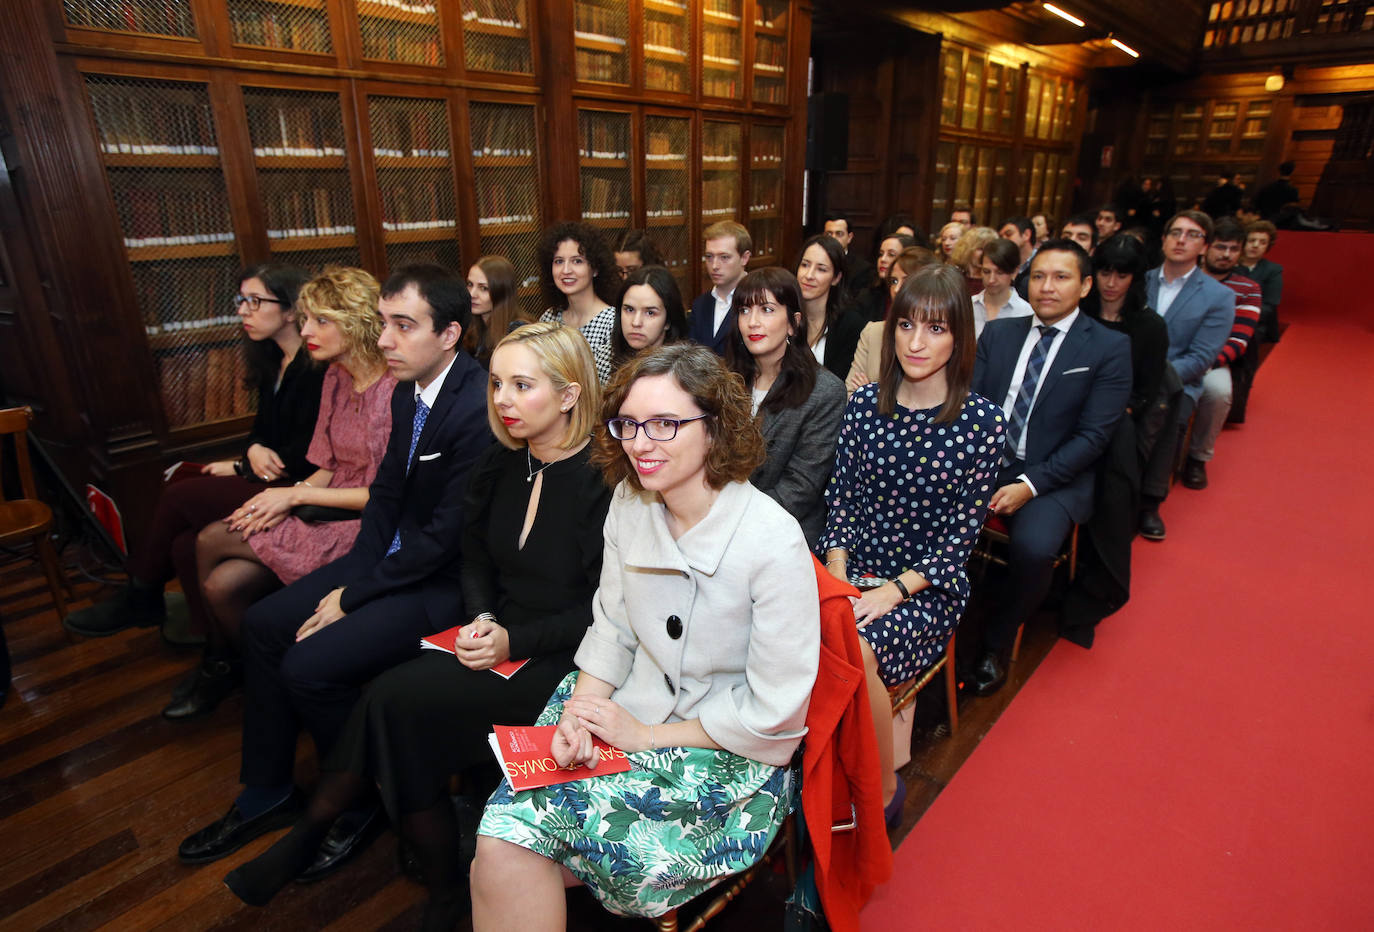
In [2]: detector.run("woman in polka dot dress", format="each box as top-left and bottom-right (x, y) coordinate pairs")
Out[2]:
(821, 263), (1004, 822)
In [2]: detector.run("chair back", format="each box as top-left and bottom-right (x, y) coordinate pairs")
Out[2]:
(0, 407), (37, 502)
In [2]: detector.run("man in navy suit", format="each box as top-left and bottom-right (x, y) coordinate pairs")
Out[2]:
(1138, 210), (1235, 540)
(179, 264), (492, 873)
(970, 240), (1132, 694)
(688, 220), (752, 355)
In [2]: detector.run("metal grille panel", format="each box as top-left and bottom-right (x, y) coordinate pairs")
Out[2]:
(644, 114), (692, 289)
(243, 88), (357, 258)
(643, 0), (689, 93)
(370, 96), (459, 273)
(358, 0), (444, 65)
(64, 0), (196, 36)
(701, 0), (742, 97)
(460, 0), (533, 74)
(83, 75), (251, 430)
(227, 0), (332, 53)
(469, 101), (542, 317)
(701, 120), (741, 225)
(749, 124), (784, 261)
(579, 109), (632, 248)
(574, 0), (629, 83)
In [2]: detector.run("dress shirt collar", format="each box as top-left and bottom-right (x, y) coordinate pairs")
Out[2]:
(1032, 307), (1079, 335)
(415, 351), (458, 408)
(1158, 263), (1198, 287)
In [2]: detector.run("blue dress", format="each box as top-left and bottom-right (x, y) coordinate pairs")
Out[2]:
(821, 385), (1005, 683)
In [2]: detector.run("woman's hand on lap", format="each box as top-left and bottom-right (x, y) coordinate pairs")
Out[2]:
(454, 618), (511, 671)
(852, 583), (902, 628)
(201, 460), (237, 477)
(246, 443), (285, 482)
(563, 696), (650, 753)
(226, 486), (296, 538)
(552, 713), (596, 769)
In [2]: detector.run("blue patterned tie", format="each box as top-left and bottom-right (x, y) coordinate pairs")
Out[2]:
(387, 397), (430, 556)
(1004, 325), (1058, 464)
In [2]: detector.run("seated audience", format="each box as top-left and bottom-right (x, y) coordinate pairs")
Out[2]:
(998, 215), (1037, 298)
(822, 264), (1003, 821)
(796, 233), (865, 379)
(1060, 213), (1099, 255)
(689, 220), (752, 356)
(1058, 234), (1169, 647)
(1181, 218), (1261, 491)
(64, 264), (321, 643)
(1240, 220), (1283, 343)
(725, 267), (846, 547)
(612, 229), (663, 280)
(823, 210), (875, 302)
(221, 323), (610, 926)
(176, 265), (491, 875)
(1095, 204), (1124, 242)
(599, 264), (689, 376)
(537, 222), (620, 382)
(936, 221), (967, 264)
(1138, 211), (1235, 541)
(471, 344), (821, 926)
(847, 246), (940, 395)
(973, 236), (1034, 336)
(950, 205), (975, 227)
(465, 255), (529, 367)
(166, 267), (396, 721)
(949, 225), (1000, 295)
(969, 239), (1132, 695)
(1202, 171), (1244, 219)
(857, 231), (917, 321)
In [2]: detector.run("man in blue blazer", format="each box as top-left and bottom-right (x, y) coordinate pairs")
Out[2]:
(688, 220), (752, 355)
(179, 264), (492, 874)
(970, 240), (1132, 694)
(1139, 210), (1235, 541)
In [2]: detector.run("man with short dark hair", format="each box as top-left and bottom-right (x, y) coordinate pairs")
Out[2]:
(178, 264), (493, 876)
(999, 215), (1036, 299)
(1181, 218), (1261, 490)
(1095, 205), (1123, 242)
(951, 206), (975, 227)
(1202, 171), (1244, 219)
(1138, 211), (1236, 540)
(1061, 213), (1098, 254)
(689, 220), (752, 355)
(823, 211), (874, 302)
(1254, 161), (1300, 222)
(969, 239), (1132, 694)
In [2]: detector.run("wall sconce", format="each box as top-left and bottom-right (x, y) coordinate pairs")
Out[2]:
(1264, 73), (1285, 92)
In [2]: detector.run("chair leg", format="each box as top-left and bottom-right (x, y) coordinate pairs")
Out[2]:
(1010, 622), (1024, 663)
(943, 633), (958, 736)
(654, 909), (679, 932)
(35, 532), (68, 620)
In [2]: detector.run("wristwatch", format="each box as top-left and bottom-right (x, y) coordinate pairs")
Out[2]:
(891, 577), (911, 600)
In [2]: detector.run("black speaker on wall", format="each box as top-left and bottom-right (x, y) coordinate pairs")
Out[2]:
(806, 93), (849, 173)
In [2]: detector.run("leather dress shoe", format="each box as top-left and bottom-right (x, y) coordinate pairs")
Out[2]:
(970, 651), (1007, 697)
(63, 583), (164, 638)
(296, 805), (384, 884)
(162, 657), (241, 721)
(178, 788), (305, 864)
(1181, 458), (1208, 490)
(1139, 508), (1167, 541)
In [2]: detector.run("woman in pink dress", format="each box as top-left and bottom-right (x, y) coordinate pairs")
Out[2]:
(164, 266), (396, 721)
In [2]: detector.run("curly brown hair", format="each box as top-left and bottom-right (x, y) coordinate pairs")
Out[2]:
(590, 343), (764, 492)
(297, 266), (387, 372)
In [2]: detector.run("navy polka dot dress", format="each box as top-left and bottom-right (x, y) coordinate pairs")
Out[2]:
(821, 385), (1005, 684)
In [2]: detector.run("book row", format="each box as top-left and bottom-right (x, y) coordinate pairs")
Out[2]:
(361, 0), (438, 16)
(647, 181), (686, 215)
(159, 347), (257, 427)
(246, 103), (347, 152)
(88, 85), (218, 153)
(378, 179), (455, 227)
(580, 175), (632, 219)
(361, 29), (443, 66)
(371, 105), (451, 155)
(471, 110), (536, 158)
(578, 116), (631, 160)
(134, 262), (238, 330)
(462, 0), (527, 28)
(575, 49), (627, 84)
(645, 62), (688, 93)
(701, 29), (741, 62)
(115, 184), (234, 244)
(573, 5), (626, 38)
(475, 182), (538, 224)
(701, 176), (740, 214)
(66, 0), (195, 35)
(260, 186), (356, 237)
(228, 9), (331, 51)
(644, 19), (685, 48)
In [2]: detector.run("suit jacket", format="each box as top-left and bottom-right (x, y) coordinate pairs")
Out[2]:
(1239, 257), (1283, 319)
(1144, 267), (1236, 403)
(821, 309), (866, 382)
(750, 367), (847, 547)
(845, 320), (884, 396)
(575, 481), (820, 766)
(689, 290), (733, 356)
(972, 313), (1132, 522)
(340, 350), (492, 625)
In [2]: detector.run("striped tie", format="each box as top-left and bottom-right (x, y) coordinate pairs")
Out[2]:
(387, 397), (430, 557)
(1004, 325), (1057, 464)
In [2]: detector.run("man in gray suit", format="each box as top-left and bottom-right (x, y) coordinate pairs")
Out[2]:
(1138, 210), (1236, 541)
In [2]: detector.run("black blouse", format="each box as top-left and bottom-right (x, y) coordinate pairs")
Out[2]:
(459, 442), (611, 661)
(1096, 309), (1169, 420)
(245, 347), (325, 480)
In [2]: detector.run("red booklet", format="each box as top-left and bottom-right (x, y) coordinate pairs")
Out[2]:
(162, 461), (206, 484)
(420, 624), (530, 680)
(488, 724), (632, 792)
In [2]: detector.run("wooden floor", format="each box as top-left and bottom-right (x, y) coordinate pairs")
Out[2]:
(0, 547), (1058, 931)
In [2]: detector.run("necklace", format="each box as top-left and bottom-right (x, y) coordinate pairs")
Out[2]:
(526, 446), (567, 482)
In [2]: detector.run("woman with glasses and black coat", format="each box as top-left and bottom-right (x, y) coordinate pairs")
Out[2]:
(63, 263), (323, 645)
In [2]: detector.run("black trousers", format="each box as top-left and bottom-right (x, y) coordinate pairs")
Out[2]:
(984, 468), (1076, 652)
(238, 551), (443, 787)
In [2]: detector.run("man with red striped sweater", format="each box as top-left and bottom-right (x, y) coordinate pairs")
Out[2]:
(1182, 217), (1261, 490)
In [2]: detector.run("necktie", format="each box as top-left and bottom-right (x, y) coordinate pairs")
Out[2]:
(1004, 325), (1057, 464)
(387, 397), (430, 557)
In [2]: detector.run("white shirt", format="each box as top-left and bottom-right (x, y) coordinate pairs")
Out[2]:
(972, 288), (1034, 337)
(999, 309), (1079, 492)
(415, 351), (458, 409)
(711, 285), (737, 337)
(810, 334), (827, 364)
(1155, 264), (1196, 316)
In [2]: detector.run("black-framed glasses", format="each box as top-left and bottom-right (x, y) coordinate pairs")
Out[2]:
(233, 294), (283, 312)
(606, 414), (708, 442)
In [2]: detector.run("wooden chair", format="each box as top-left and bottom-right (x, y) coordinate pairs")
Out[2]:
(0, 407), (70, 619)
(887, 632), (958, 736)
(651, 816), (800, 932)
(970, 514), (1078, 661)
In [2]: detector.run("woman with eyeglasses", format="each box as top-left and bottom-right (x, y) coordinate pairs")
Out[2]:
(471, 343), (820, 927)
(63, 263), (324, 645)
(537, 221), (621, 384)
(166, 266), (396, 720)
(723, 267), (845, 548)
(223, 323), (610, 927)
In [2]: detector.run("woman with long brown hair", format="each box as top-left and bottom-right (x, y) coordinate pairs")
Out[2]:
(464, 255), (529, 366)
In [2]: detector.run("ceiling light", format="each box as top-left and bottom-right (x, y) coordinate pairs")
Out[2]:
(1110, 37), (1140, 58)
(1265, 73), (1285, 92)
(1043, 3), (1085, 27)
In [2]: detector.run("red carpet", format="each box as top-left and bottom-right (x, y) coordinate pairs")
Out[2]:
(864, 234), (1374, 929)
